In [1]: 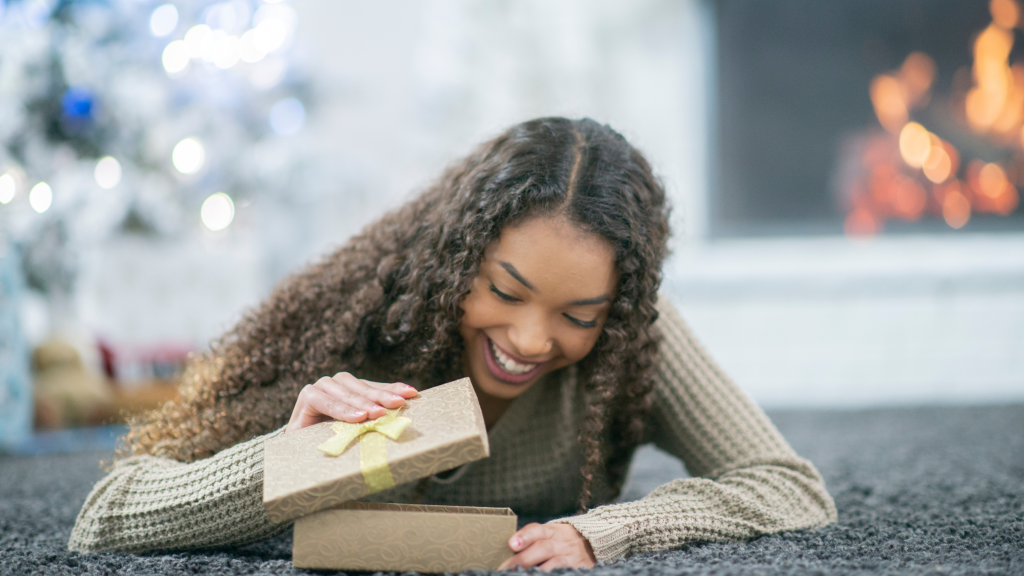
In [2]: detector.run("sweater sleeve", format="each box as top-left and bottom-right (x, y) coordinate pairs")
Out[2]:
(555, 298), (837, 561)
(68, 426), (290, 554)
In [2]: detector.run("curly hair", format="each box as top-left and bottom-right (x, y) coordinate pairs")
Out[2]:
(122, 117), (670, 510)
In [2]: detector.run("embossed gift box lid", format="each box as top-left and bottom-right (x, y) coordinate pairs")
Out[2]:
(262, 377), (490, 524)
(293, 502), (517, 572)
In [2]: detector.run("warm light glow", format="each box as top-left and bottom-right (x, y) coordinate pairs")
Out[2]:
(894, 177), (927, 219)
(184, 24), (214, 59)
(269, 98), (305, 135)
(967, 25), (1015, 132)
(0, 173), (15, 204)
(991, 0), (1020, 29)
(172, 138), (205, 174)
(149, 4), (178, 37)
(844, 208), (879, 237)
(162, 40), (190, 75)
(238, 29), (265, 63)
(942, 189), (971, 228)
(978, 163), (1008, 198)
(994, 184), (1020, 214)
(900, 52), (936, 105)
(201, 192), (235, 231)
(922, 141), (952, 184)
(870, 75), (908, 133)
(29, 182), (52, 213)
(899, 122), (932, 168)
(94, 156), (122, 189)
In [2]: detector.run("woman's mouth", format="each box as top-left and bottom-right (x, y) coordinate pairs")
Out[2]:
(482, 334), (544, 384)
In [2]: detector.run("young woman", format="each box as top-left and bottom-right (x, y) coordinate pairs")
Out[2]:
(69, 117), (836, 570)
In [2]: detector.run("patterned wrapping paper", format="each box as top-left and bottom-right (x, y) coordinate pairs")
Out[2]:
(292, 502), (517, 572)
(262, 377), (490, 524)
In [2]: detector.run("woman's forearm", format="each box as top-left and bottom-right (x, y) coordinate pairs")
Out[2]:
(69, 427), (289, 554)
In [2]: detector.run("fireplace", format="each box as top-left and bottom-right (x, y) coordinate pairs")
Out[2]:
(714, 0), (1024, 237)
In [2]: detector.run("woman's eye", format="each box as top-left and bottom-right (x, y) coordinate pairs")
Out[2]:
(564, 314), (598, 329)
(489, 284), (519, 302)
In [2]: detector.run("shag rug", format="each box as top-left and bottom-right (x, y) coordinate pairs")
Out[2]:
(1, 404), (1022, 575)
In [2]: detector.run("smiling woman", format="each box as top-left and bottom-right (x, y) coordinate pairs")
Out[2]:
(459, 216), (618, 422)
(68, 117), (836, 570)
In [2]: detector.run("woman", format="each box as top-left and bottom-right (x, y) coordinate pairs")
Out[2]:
(69, 117), (836, 570)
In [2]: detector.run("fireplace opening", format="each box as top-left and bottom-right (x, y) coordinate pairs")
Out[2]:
(715, 0), (1024, 237)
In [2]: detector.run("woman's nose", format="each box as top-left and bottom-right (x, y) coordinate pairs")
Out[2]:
(508, 315), (553, 358)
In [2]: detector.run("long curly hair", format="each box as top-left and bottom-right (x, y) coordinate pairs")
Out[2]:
(122, 117), (670, 509)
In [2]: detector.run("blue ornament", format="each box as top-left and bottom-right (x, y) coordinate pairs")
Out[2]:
(61, 87), (95, 120)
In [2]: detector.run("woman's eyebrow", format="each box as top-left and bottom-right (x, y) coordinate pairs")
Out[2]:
(499, 261), (536, 291)
(569, 295), (610, 306)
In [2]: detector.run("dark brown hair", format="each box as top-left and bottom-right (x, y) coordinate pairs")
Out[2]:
(123, 117), (670, 509)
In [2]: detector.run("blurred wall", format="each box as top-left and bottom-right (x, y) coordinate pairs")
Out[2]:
(62, 0), (1023, 409)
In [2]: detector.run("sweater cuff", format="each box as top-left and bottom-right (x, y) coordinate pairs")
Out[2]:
(551, 511), (633, 562)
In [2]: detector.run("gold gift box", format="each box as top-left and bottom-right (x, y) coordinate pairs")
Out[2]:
(263, 377), (517, 571)
(293, 502), (516, 572)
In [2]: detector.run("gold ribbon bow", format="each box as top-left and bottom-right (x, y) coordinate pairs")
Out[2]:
(316, 409), (412, 493)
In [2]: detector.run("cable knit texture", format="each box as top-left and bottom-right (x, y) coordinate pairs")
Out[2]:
(68, 299), (837, 559)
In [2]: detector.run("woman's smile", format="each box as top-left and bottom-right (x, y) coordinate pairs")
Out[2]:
(481, 333), (545, 384)
(458, 214), (619, 416)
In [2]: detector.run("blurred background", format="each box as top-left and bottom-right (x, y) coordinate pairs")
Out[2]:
(1, 0), (1022, 452)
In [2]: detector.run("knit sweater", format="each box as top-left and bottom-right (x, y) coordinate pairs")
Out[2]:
(68, 299), (837, 561)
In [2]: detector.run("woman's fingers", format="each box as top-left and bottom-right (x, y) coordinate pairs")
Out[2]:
(497, 523), (596, 571)
(285, 373), (420, 433)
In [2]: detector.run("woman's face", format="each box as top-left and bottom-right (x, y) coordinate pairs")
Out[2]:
(459, 215), (618, 401)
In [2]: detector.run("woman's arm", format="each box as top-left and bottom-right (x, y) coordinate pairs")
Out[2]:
(68, 427), (289, 554)
(553, 298), (837, 562)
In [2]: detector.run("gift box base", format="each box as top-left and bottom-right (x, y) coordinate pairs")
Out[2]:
(292, 501), (517, 572)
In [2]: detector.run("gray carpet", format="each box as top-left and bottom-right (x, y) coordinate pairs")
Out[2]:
(2, 404), (1022, 575)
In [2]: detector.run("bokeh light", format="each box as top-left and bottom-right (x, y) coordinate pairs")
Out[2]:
(250, 56), (287, 89)
(238, 28), (265, 63)
(978, 162), (1008, 198)
(898, 122), (931, 168)
(269, 98), (305, 135)
(162, 40), (190, 74)
(201, 192), (235, 231)
(0, 173), (15, 204)
(991, 0), (1020, 29)
(94, 156), (122, 189)
(172, 138), (205, 174)
(210, 33), (241, 69)
(185, 24), (214, 59)
(942, 187), (971, 229)
(29, 182), (52, 213)
(149, 4), (179, 37)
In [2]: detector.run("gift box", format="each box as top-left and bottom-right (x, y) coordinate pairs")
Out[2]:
(292, 502), (517, 572)
(262, 377), (492, 524)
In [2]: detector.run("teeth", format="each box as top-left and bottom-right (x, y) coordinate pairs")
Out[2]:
(490, 340), (538, 374)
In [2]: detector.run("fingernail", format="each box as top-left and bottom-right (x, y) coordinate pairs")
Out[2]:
(512, 537), (522, 550)
(354, 410), (366, 416)
(405, 385), (416, 391)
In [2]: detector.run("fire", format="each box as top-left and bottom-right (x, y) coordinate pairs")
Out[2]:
(843, 0), (1022, 238)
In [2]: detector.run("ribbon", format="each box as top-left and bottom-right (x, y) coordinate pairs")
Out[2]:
(316, 409), (412, 493)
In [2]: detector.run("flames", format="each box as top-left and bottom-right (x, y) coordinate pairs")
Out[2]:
(844, 0), (1022, 237)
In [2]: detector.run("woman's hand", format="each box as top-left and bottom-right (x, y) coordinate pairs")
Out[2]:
(498, 523), (596, 571)
(285, 372), (419, 433)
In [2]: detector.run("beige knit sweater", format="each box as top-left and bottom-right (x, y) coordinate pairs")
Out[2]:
(68, 300), (837, 561)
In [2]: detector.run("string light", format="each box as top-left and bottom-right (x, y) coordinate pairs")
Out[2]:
(0, 173), (15, 204)
(172, 138), (205, 174)
(94, 156), (122, 189)
(201, 192), (234, 231)
(162, 40), (190, 74)
(29, 182), (52, 213)
(149, 4), (178, 37)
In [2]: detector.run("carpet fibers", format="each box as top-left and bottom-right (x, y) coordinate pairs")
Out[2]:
(2, 404), (1022, 575)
